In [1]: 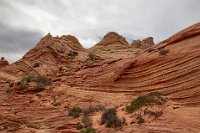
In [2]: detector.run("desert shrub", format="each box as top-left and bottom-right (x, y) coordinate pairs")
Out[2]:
(84, 105), (95, 115)
(101, 108), (122, 128)
(17, 75), (35, 89)
(75, 122), (83, 130)
(80, 127), (96, 133)
(159, 48), (169, 55)
(35, 75), (51, 85)
(88, 53), (97, 61)
(21, 75), (35, 83)
(82, 115), (92, 128)
(33, 63), (40, 68)
(126, 92), (162, 113)
(68, 107), (83, 118)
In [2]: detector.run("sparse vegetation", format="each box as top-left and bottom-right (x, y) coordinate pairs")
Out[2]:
(88, 53), (97, 61)
(159, 48), (169, 55)
(80, 127), (96, 133)
(17, 75), (51, 91)
(75, 122), (84, 130)
(126, 92), (162, 113)
(35, 75), (51, 85)
(101, 108), (122, 128)
(82, 115), (92, 128)
(84, 105), (95, 115)
(68, 107), (83, 118)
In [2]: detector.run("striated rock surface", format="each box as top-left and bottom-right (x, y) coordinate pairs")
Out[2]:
(0, 57), (9, 68)
(131, 37), (154, 49)
(0, 23), (200, 133)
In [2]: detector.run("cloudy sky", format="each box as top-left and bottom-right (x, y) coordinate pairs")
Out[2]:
(0, 0), (200, 63)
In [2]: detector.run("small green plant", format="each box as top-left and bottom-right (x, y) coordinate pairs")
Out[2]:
(33, 63), (40, 68)
(82, 115), (92, 128)
(126, 92), (162, 113)
(75, 122), (83, 130)
(68, 107), (83, 118)
(80, 127), (96, 133)
(101, 108), (121, 128)
(159, 48), (169, 55)
(88, 53), (97, 61)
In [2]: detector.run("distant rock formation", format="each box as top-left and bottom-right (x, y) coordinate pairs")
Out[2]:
(23, 33), (86, 63)
(90, 32), (131, 50)
(131, 37), (154, 49)
(0, 57), (9, 68)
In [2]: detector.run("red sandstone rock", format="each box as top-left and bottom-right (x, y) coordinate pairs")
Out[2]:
(0, 23), (200, 133)
(0, 57), (9, 68)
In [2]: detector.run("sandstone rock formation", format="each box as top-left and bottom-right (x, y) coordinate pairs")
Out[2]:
(89, 32), (137, 59)
(131, 37), (154, 49)
(0, 22), (200, 133)
(0, 57), (9, 68)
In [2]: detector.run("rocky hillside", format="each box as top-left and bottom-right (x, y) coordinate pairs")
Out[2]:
(0, 22), (199, 133)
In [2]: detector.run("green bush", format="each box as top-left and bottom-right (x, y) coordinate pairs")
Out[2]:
(126, 92), (162, 113)
(82, 115), (92, 128)
(101, 108), (121, 128)
(159, 48), (169, 55)
(80, 127), (96, 133)
(21, 75), (35, 83)
(35, 75), (51, 85)
(75, 122), (83, 130)
(17, 75), (35, 89)
(88, 53), (97, 61)
(68, 107), (83, 118)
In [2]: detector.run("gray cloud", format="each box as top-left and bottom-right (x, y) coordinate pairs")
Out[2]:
(0, 0), (200, 63)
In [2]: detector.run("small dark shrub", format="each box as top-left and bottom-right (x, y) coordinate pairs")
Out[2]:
(35, 75), (51, 85)
(126, 92), (162, 113)
(101, 108), (121, 128)
(17, 75), (35, 89)
(67, 51), (78, 58)
(84, 105), (95, 115)
(75, 122), (83, 130)
(80, 127), (96, 133)
(68, 107), (83, 118)
(21, 76), (35, 83)
(82, 115), (92, 128)
(159, 48), (169, 55)
(88, 53), (97, 61)
(33, 63), (40, 68)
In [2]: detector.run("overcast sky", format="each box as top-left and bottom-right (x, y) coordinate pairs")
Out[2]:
(0, 0), (200, 63)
